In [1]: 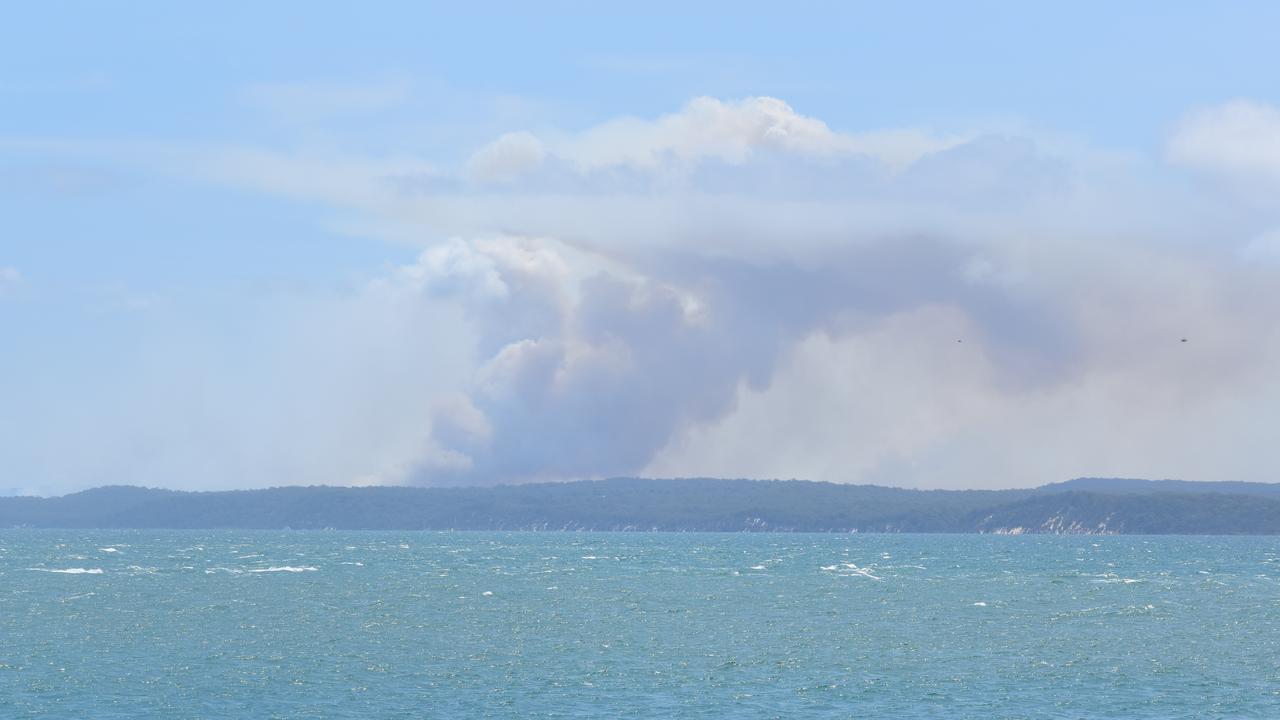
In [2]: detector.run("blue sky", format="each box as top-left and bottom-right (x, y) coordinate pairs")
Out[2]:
(4, 3), (1280, 495)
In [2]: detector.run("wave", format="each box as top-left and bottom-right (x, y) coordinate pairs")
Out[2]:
(820, 562), (883, 580)
(29, 568), (104, 574)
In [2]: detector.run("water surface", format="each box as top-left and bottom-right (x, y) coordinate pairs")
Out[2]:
(2, 531), (1277, 718)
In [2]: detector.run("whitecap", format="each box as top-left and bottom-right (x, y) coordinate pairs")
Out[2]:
(973, 601), (987, 607)
(749, 565), (767, 570)
(249, 566), (317, 573)
(820, 562), (882, 580)
(99, 548), (119, 553)
(482, 591), (493, 596)
(29, 568), (103, 574)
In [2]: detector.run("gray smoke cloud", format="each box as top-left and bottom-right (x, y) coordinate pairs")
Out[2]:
(412, 100), (1278, 487)
(399, 229), (1082, 486)
(8, 96), (1280, 493)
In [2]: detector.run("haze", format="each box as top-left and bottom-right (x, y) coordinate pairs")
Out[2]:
(4, 3), (1280, 496)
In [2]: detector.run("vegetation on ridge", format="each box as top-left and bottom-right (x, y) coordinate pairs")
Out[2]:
(2, 477), (1278, 534)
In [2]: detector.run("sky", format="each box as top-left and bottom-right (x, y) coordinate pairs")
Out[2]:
(4, 3), (1280, 496)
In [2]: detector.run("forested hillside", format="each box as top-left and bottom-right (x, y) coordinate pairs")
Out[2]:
(2, 478), (1278, 534)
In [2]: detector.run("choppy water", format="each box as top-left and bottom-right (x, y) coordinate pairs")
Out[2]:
(2, 532), (1278, 718)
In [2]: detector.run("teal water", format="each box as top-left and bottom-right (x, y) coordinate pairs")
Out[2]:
(1, 532), (1277, 718)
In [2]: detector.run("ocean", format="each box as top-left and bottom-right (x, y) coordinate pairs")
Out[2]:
(2, 531), (1277, 718)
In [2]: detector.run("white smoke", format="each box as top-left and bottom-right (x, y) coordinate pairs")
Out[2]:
(9, 96), (1280, 491)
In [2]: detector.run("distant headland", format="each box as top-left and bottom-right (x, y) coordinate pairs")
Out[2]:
(3, 477), (1279, 534)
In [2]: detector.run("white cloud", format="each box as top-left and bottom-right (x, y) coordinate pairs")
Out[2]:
(455, 96), (964, 184)
(1168, 99), (1280, 188)
(466, 132), (546, 183)
(399, 238), (510, 300)
(546, 96), (965, 172)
